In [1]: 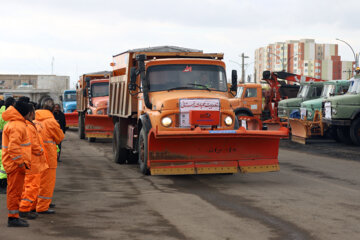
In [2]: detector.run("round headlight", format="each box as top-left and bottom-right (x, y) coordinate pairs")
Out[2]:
(224, 116), (233, 126)
(307, 111), (312, 118)
(161, 117), (172, 127)
(332, 108), (337, 115)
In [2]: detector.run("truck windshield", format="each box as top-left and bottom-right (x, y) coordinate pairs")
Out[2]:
(236, 86), (244, 98)
(64, 93), (76, 101)
(147, 64), (227, 92)
(321, 84), (335, 97)
(297, 85), (309, 98)
(347, 80), (360, 94)
(91, 83), (109, 97)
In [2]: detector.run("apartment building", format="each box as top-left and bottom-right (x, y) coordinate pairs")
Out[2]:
(254, 39), (355, 83)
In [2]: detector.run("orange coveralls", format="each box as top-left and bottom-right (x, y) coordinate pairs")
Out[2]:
(34, 110), (64, 212)
(19, 120), (48, 212)
(1, 106), (31, 218)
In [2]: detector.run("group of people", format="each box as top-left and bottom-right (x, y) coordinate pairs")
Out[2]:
(0, 96), (64, 227)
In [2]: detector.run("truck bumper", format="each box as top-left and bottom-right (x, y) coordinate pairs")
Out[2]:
(65, 112), (79, 127)
(322, 118), (351, 126)
(147, 126), (289, 175)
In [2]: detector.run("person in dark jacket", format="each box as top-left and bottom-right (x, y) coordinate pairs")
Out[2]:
(53, 104), (66, 162)
(53, 104), (66, 133)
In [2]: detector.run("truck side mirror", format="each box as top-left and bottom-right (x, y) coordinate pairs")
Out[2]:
(59, 95), (63, 102)
(262, 70), (271, 80)
(230, 70), (238, 92)
(129, 67), (137, 91)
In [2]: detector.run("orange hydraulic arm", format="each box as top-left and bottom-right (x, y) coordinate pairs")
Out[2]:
(262, 71), (326, 125)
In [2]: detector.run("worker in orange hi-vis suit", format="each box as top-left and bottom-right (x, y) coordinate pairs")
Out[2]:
(2, 102), (32, 227)
(19, 104), (49, 219)
(34, 98), (64, 214)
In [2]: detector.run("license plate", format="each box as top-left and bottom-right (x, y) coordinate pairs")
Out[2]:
(300, 108), (306, 120)
(189, 110), (220, 125)
(324, 102), (331, 119)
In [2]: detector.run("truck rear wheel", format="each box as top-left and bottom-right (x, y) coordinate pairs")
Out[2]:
(336, 126), (353, 145)
(350, 118), (360, 146)
(113, 122), (127, 164)
(138, 128), (150, 175)
(78, 113), (85, 139)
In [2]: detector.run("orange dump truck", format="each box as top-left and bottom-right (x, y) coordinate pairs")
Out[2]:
(76, 71), (114, 142)
(109, 46), (288, 175)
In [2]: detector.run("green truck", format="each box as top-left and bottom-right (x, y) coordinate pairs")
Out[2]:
(289, 80), (350, 143)
(322, 75), (360, 145)
(299, 80), (350, 121)
(278, 81), (325, 119)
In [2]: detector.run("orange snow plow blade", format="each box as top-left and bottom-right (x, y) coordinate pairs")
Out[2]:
(289, 117), (323, 144)
(85, 115), (114, 139)
(289, 119), (308, 138)
(65, 112), (78, 127)
(147, 127), (289, 175)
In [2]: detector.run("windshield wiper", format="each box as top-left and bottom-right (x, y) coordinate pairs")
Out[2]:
(167, 86), (194, 91)
(187, 83), (211, 91)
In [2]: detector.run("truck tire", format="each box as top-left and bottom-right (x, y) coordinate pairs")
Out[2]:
(78, 113), (85, 139)
(350, 118), (360, 146)
(336, 126), (353, 145)
(138, 128), (150, 175)
(112, 122), (127, 164)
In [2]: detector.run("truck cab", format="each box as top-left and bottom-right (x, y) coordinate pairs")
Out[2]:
(300, 80), (350, 121)
(278, 81), (324, 119)
(322, 76), (360, 145)
(229, 83), (263, 117)
(61, 90), (76, 113)
(87, 79), (109, 115)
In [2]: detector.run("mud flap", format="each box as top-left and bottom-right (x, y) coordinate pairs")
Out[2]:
(65, 112), (79, 127)
(147, 127), (288, 175)
(85, 115), (114, 139)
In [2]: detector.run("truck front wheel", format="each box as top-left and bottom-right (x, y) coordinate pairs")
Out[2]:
(138, 128), (150, 175)
(113, 122), (127, 164)
(350, 118), (360, 146)
(336, 126), (353, 145)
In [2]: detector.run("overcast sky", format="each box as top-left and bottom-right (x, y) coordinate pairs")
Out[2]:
(1, 0), (359, 87)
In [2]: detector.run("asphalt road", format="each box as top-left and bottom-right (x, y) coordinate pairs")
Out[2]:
(1, 130), (359, 240)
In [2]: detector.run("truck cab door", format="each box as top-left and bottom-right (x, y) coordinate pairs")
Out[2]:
(243, 87), (261, 115)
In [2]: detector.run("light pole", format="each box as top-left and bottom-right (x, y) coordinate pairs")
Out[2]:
(239, 53), (249, 83)
(336, 38), (358, 68)
(269, 52), (285, 71)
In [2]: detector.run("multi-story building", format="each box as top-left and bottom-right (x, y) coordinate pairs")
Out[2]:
(254, 39), (355, 83)
(0, 74), (70, 103)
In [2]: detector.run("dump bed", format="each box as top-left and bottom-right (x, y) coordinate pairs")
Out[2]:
(109, 46), (224, 118)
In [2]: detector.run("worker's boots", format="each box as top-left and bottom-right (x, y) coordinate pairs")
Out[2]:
(19, 211), (38, 220)
(8, 218), (29, 227)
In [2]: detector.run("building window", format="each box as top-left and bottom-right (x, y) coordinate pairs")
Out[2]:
(305, 63), (308, 67)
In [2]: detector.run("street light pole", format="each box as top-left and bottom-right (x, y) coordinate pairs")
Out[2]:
(240, 53), (249, 83)
(336, 38), (358, 68)
(269, 52), (285, 71)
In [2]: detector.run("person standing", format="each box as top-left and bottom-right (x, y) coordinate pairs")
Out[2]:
(34, 98), (64, 214)
(19, 103), (48, 219)
(53, 103), (66, 162)
(0, 97), (16, 194)
(2, 101), (31, 227)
